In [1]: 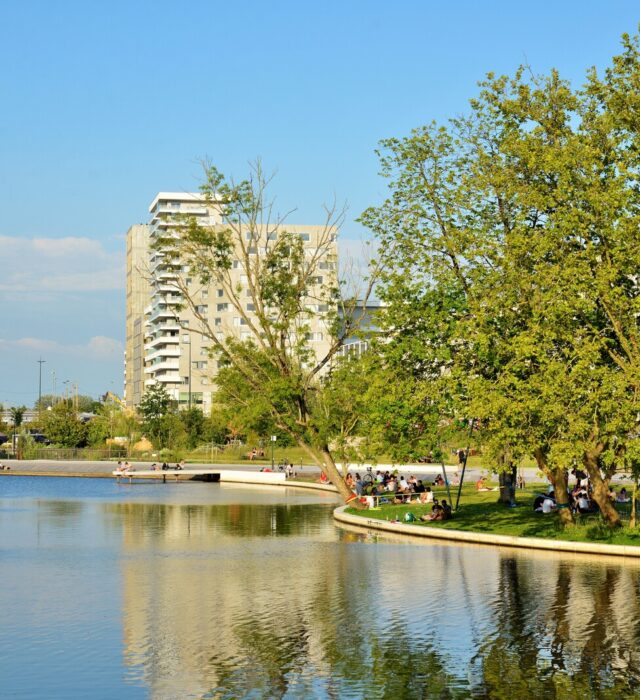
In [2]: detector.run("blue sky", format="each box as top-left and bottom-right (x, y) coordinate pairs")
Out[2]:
(1, 0), (638, 406)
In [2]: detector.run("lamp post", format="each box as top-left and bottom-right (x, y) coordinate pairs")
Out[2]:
(37, 358), (46, 414)
(182, 334), (192, 409)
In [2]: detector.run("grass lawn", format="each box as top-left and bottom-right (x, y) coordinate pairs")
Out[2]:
(345, 483), (640, 547)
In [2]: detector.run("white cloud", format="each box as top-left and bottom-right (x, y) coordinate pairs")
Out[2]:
(0, 235), (123, 292)
(0, 335), (123, 361)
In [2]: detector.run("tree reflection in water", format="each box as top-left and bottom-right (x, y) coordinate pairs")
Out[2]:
(477, 556), (640, 698)
(109, 501), (640, 698)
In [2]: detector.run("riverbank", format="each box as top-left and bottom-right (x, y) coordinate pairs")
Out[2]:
(338, 485), (640, 554)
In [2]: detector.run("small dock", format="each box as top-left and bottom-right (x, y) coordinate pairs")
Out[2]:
(112, 468), (287, 486)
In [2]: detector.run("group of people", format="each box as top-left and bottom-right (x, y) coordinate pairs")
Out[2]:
(349, 470), (440, 505)
(419, 498), (453, 522)
(115, 461), (135, 473)
(534, 469), (633, 515)
(116, 460), (186, 473)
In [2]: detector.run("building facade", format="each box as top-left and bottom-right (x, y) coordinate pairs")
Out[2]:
(124, 224), (151, 407)
(125, 192), (337, 412)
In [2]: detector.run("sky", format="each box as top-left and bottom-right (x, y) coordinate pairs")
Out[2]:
(0, 0), (638, 406)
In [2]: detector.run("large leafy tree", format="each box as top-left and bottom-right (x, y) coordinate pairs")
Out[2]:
(364, 32), (640, 527)
(153, 163), (380, 505)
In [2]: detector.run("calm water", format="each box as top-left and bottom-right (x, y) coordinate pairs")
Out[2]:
(2, 477), (640, 699)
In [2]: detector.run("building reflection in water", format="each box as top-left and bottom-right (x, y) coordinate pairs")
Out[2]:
(108, 501), (640, 698)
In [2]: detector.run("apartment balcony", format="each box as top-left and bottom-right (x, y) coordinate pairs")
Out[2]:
(145, 359), (180, 375)
(145, 375), (181, 387)
(147, 305), (177, 325)
(146, 346), (181, 363)
(144, 334), (180, 352)
(150, 373), (181, 384)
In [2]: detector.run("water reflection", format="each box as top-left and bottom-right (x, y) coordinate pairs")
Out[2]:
(3, 481), (640, 698)
(111, 500), (640, 698)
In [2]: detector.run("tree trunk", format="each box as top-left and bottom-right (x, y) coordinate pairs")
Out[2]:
(320, 446), (366, 509)
(294, 437), (365, 509)
(498, 463), (517, 506)
(534, 448), (573, 525)
(583, 448), (621, 528)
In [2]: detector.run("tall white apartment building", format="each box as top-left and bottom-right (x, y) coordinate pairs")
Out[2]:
(126, 192), (336, 412)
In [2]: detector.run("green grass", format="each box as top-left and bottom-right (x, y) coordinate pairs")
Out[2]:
(345, 484), (640, 547)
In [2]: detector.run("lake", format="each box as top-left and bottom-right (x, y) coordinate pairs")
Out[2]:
(1, 476), (639, 699)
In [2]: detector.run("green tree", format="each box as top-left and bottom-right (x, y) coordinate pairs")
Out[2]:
(41, 402), (88, 447)
(138, 382), (172, 447)
(153, 162), (380, 505)
(180, 407), (205, 449)
(363, 34), (640, 527)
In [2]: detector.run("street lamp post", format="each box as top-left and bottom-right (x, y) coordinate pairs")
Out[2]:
(183, 335), (192, 410)
(37, 358), (46, 414)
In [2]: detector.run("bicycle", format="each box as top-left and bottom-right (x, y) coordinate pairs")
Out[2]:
(362, 467), (375, 486)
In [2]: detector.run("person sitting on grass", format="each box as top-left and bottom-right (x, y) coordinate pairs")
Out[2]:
(617, 487), (631, 503)
(441, 499), (452, 520)
(476, 476), (491, 491)
(577, 491), (596, 514)
(420, 499), (443, 521)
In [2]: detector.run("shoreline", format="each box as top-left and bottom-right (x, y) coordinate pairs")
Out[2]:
(333, 506), (640, 559)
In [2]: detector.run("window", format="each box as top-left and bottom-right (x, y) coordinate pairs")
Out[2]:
(200, 348), (209, 356)
(306, 332), (323, 342)
(246, 303), (255, 311)
(248, 246), (257, 255)
(217, 289), (224, 297)
(201, 290), (209, 299)
(193, 361), (208, 370)
(240, 274), (248, 284)
(232, 260), (241, 269)
(195, 305), (208, 315)
(201, 377), (209, 385)
(217, 303), (228, 312)
(309, 276), (323, 285)
(299, 233), (310, 242)
(267, 232), (277, 241)
(215, 332), (224, 340)
(182, 334), (190, 343)
(241, 331), (251, 340)
(214, 317), (222, 326)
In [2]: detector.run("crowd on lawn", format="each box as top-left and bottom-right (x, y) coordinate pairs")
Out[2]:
(533, 468), (631, 515)
(344, 469), (458, 514)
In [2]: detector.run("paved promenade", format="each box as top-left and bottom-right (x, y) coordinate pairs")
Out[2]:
(0, 458), (547, 483)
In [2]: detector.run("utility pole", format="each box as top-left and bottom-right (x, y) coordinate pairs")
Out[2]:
(37, 358), (46, 414)
(188, 339), (192, 410)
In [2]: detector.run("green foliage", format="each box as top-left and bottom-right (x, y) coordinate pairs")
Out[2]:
(179, 407), (205, 449)
(9, 406), (26, 428)
(40, 401), (88, 447)
(362, 32), (640, 527)
(150, 161), (378, 501)
(139, 383), (173, 446)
